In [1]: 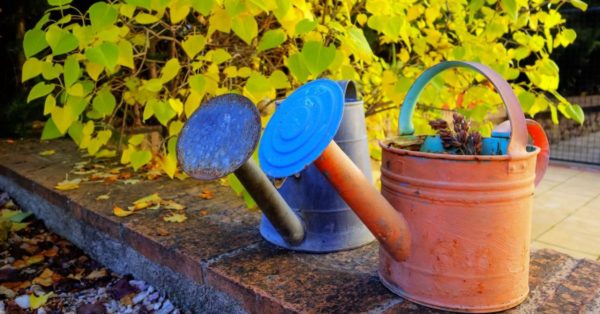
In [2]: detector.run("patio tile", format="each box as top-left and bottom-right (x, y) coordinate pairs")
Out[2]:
(534, 178), (562, 195)
(537, 222), (600, 256)
(533, 190), (591, 213)
(531, 208), (569, 239)
(542, 166), (582, 182)
(531, 241), (598, 260)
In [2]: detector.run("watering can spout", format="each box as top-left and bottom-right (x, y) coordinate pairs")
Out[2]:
(314, 142), (411, 262)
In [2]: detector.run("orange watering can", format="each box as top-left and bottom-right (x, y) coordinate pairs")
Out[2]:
(379, 61), (549, 312)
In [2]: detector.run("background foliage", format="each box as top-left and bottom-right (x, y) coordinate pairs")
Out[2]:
(19, 0), (587, 176)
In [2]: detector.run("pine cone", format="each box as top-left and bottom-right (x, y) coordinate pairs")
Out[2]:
(429, 119), (448, 130)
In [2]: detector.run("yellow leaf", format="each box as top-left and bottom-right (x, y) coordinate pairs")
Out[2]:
(39, 150), (56, 156)
(133, 193), (162, 206)
(163, 213), (187, 223)
(182, 34), (206, 59)
(168, 98), (184, 116)
(113, 205), (135, 217)
(96, 194), (110, 200)
(161, 153), (178, 178)
(208, 7), (231, 36)
(30, 292), (54, 310)
(54, 178), (81, 191)
(85, 268), (107, 279)
(134, 13), (160, 24)
(161, 199), (186, 210)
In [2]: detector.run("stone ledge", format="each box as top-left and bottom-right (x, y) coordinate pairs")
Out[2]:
(0, 139), (599, 313)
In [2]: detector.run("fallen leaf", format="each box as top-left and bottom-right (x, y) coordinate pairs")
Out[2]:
(199, 210), (208, 216)
(96, 194), (110, 201)
(19, 242), (38, 254)
(11, 222), (29, 232)
(0, 285), (15, 299)
(199, 189), (214, 200)
(67, 268), (85, 280)
(145, 169), (162, 180)
(175, 172), (188, 180)
(76, 302), (107, 314)
(39, 150), (56, 156)
(32, 268), (57, 287)
(156, 227), (170, 236)
(161, 200), (186, 210)
(85, 268), (107, 280)
(131, 193), (162, 210)
(163, 213), (187, 223)
(30, 292), (54, 309)
(109, 168), (122, 174)
(103, 175), (118, 184)
(121, 179), (140, 185)
(42, 246), (59, 257)
(119, 172), (133, 180)
(55, 178), (81, 191)
(89, 173), (106, 181)
(6, 139), (15, 144)
(2, 281), (31, 290)
(120, 295), (133, 306)
(113, 206), (135, 217)
(109, 277), (138, 300)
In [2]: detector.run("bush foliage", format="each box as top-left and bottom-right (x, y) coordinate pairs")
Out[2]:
(22, 0), (587, 175)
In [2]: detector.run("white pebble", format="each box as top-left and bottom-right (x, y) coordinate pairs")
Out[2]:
(159, 300), (174, 313)
(37, 308), (46, 314)
(132, 291), (148, 304)
(15, 295), (29, 309)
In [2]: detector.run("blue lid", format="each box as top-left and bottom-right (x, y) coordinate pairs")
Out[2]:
(177, 94), (261, 180)
(259, 79), (344, 178)
(491, 130), (511, 138)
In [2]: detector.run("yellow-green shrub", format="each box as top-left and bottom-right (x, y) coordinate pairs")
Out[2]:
(22, 0), (587, 175)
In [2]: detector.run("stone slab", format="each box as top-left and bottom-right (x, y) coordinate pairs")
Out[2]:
(1, 139), (599, 313)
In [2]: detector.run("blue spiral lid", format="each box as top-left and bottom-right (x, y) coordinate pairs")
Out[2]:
(259, 79), (344, 178)
(177, 94), (261, 180)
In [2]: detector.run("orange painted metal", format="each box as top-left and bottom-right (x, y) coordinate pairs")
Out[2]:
(314, 141), (411, 262)
(378, 61), (549, 313)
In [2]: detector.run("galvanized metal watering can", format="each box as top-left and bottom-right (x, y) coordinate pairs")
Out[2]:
(260, 80), (376, 252)
(378, 61), (550, 312)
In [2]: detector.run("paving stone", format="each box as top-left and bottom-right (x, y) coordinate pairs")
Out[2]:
(1, 140), (599, 313)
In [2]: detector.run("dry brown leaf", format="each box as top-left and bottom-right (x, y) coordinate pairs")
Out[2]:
(2, 280), (30, 290)
(199, 189), (214, 200)
(119, 172), (133, 180)
(32, 268), (57, 287)
(163, 213), (187, 223)
(103, 175), (119, 184)
(199, 210), (208, 216)
(42, 246), (58, 257)
(156, 227), (170, 236)
(54, 178), (81, 191)
(109, 168), (121, 174)
(6, 139), (15, 144)
(113, 206), (135, 217)
(85, 268), (107, 280)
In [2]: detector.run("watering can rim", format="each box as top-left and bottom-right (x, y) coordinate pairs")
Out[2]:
(396, 61), (529, 158)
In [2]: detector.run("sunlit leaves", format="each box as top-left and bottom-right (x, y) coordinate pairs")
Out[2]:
(500, 0), (517, 21)
(134, 13), (160, 24)
(231, 14), (258, 45)
(22, 58), (43, 82)
(92, 88), (116, 117)
(160, 58), (180, 83)
(63, 55), (80, 87)
(345, 27), (373, 61)
(182, 35), (206, 59)
(27, 82), (55, 103)
(88, 2), (118, 31)
(48, 0), (72, 6)
(117, 40), (135, 69)
(23, 29), (48, 58)
(45, 25), (79, 56)
(257, 29), (286, 52)
(85, 42), (119, 70)
(300, 41), (336, 76)
(130, 150), (152, 170)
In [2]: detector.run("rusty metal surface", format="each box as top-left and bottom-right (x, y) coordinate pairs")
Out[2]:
(177, 94), (261, 180)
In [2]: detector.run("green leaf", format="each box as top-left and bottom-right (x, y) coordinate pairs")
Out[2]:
(182, 35), (206, 59)
(192, 0), (214, 15)
(68, 121), (84, 145)
(41, 118), (63, 140)
(300, 41), (336, 76)
(287, 53), (309, 83)
(44, 94), (56, 115)
(224, 0), (245, 16)
(518, 91), (536, 113)
(188, 74), (207, 94)
(45, 25), (79, 56)
(210, 49), (232, 64)
(23, 29), (48, 58)
(22, 58), (43, 82)
(500, 0), (517, 21)
(273, 0), (291, 20)
(35, 13), (51, 30)
(92, 88), (116, 116)
(268, 70), (290, 89)
(160, 58), (180, 83)
(63, 55), (80, 87)
(27, 82), (55, 103)
(89, 2), (118, 31)
(126, 0), (152, 10)
(42, 62), (62, 80)
(257, 29), (286, 52)
(131, 150), (152, 170)
(117, 40), (135, 69)
(169, 120), (184, 136)
(231, 14), (257, 45)
(295, 19), (317, 35)
(549, 104), (558, 124)
(569, 104), (585, 124)
(169, 0), (190, 23)
(152, 100), (176, 126)
(85, 42), (119, 70)
(48, 0), (72, 6)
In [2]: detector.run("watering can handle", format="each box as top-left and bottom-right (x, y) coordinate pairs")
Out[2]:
(493, 119), (550, 186)
(398, 61), (529, 156)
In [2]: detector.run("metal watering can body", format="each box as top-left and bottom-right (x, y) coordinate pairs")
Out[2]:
(379, 61), (550, 312)
(260, 81), (375, 252)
